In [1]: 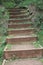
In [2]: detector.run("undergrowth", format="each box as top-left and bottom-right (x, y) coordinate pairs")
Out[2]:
(37, 30), (43, 46)
(0, 36), (6, 65)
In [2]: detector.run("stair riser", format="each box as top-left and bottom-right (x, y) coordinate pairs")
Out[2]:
(8, 9), (26, 12)
(8, 24), (32, 28)
(9, 19), (31, 23)
(6, 37), (37, 44)
(4, 49), (42, 59)
(9, 12), (26, 15)
(9, 15), (28, 18)
(8, 29), (34, 35)
(8, 8), (25, 10)
(8, 8), (25, 12)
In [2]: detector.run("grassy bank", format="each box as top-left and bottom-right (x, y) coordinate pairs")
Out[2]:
(0, 36), (6, 65)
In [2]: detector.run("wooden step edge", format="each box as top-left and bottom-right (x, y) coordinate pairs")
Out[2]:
(8, 10), (27, 12)
(7, 8), (26, 10)
(6, 34), (37, 39)
(10, 11), (27, 13)
(9, 13), (34, 20)
(9, 15), (28, 18)
(4, 44), (43, 52)
(8, 28), (35, 31)
(9, 14), (32, 19)
(8, 23), (32, 28)
(9, 12), (29, 15)
(8, 21), (33, 25)
(9, 12), (28, 15)
(2, 60), (6, 65)
(4, 48), (43, 52)
(9, 11), (27, 14)
(8, 18), (31, 23)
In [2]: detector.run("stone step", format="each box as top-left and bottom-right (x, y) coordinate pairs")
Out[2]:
(2, 58), (43, 65)
(8, 9), (27, 12)
(8, 23), (33, 28)
(9, 18), (31, 23)
(6, 34), (37, 44)
(8, 28), (35, 35)
(9, 15), (29, 19)
(4, 43), (42, 59)
(9, 15), (32, 19)
(7, 7), (27, 9)
(8, 8), (25, 11)
(9, 11), (27, 15)
(9, 13), (34, 22)
(8, 8), (26, 10)
(9, 21), (33, 25)
(9, 12), (34, 20)
(9, 14), (29, 19)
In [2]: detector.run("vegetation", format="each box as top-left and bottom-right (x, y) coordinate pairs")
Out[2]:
(0, 36), (6, 65)
(0, 0), (43, 9)
(0, 0), (43, 64)
(0, 0), (24, 8)
(0, 6), (9, 35)
(0, 6), (9, 65)
(35, 0), (43, 10)
(38, 30), (43, 46)
(2, 0), (16, 8)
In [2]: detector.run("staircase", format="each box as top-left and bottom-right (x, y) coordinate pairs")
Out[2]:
(2, 8), (43, 65)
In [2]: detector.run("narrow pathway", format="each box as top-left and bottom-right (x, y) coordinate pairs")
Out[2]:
(2, 8), (43, 65)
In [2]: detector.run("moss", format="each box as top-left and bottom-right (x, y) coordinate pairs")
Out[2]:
(33, 41), (41, 48)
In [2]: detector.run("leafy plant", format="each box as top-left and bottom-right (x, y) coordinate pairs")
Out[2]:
(0, 0), (2, 5)
(37, 30), (43, 46)
(3, 1), (16, 8)
(0, 36), (6, 57)
(2, 0), (16, 8)
(0, 6), (9, 35)
(35, 0), (43, 10)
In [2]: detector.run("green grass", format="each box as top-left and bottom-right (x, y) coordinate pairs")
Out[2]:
(0, 36), (6, 43)
(6, 44), (12, 50)
(0, 36), (6, 65)
(37, 30), (43, 46)
(0, 60), (3, 65)
(40, 58), (43, 62)
(0, 57), (4, 65)
(32, 29), (43, 48)
(0, 45), (5, 65)
(33, 41), (41, 48)
(18, 0), (36, 7)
